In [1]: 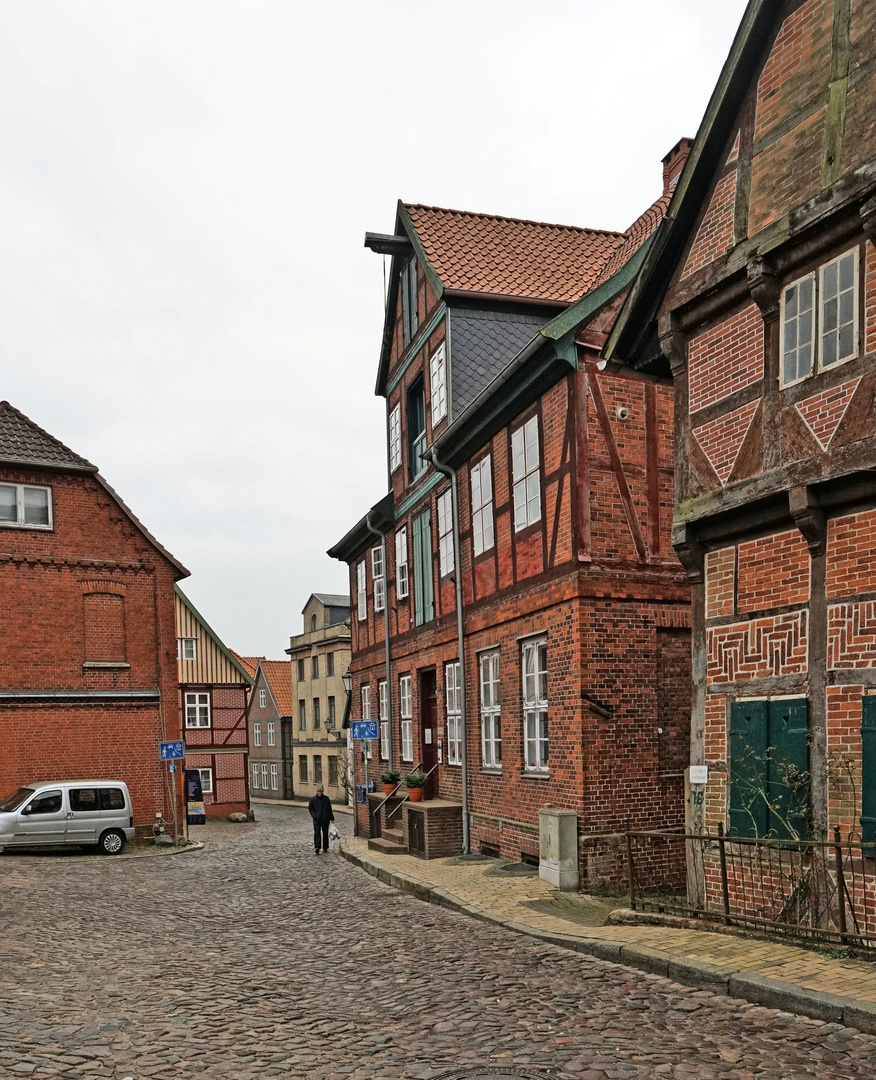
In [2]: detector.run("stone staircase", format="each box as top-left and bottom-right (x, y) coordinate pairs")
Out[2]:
(367, 820), (407, 855)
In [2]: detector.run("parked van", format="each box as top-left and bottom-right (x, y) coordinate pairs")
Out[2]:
(0, 780), (135, 855)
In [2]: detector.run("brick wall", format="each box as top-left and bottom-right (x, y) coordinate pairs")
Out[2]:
(688, 305), (764, 415)
(683, 170), (737, 279)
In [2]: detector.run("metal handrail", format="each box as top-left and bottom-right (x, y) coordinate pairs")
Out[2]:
(370, 762), (424, 816)
(386, 762), (439, 824)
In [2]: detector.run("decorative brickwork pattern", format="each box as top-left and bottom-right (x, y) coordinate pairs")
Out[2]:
(828, 601), (876, 668)
(827, 509), (876, 599)
(736, 531), (810, 614)
(707, 612), (808, 683)
(688, 305), (764, 414)
(682, 171), (737, 279)
(826, 685), (864, 836)
(692, 399), (760, 485)
(794, 378), (861, 450)
(705, 546), (735, 619)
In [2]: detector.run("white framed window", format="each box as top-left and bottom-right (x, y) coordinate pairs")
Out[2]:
(261, 763), (269, 790)
(372, 545), (385, 613)
(396, 527), (409, 599)
(267, 722), (275, 747)
(430, 342), (447, 424)
(253, 722), (262, 747)
(522, 638), (548, 773)
(512, 416), (541, 531)
(196, 767), (213, 794)
(379, 679), (388, 759)
(259, 688), (266, 709)
(470, 455), (494, 556)
(445, 661), (462, 765)
(781, 248), (859, 386)
(438, 489), (454, 577)
(270, 764), (278, 791)
(177, 638), (196, 661)
(389, 403), (402, 472)
(251, 763), (260, 789)
(362, 682), (372, 757)
(185, 692), (210, 728)
(400, 674), (413, 762)
(0, 483), (51, 529)
(357, 560), (367, 621)
(480, 651), (501, 769)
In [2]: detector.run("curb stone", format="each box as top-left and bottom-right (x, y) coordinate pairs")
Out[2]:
(339, 842), (876, 1035)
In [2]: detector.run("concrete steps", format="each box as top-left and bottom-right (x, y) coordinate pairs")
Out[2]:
(368, 827), (407, 855)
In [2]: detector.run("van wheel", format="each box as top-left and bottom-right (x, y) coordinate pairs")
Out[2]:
(98, 830), (125, 855)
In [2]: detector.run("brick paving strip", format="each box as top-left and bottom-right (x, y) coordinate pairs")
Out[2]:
(342, 836), (876, 1035)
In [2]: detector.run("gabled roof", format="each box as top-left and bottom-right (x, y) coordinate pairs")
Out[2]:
(589, 193), (673, 292)
(232, 652), (265, 680)
(0, 401), (97, 472)
(257, 659), (294, 717)
(403, 203), (623, 305)
(307, 593), (350, 610)
(175, 585), (254, 685)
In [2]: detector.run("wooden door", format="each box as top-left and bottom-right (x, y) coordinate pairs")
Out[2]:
(419, 669), (438, 799)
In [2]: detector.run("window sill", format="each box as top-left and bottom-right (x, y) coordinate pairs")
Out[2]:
(521, 770), (550, 780)
(83, 661), (130, 670)
(480, 767), (502, 776)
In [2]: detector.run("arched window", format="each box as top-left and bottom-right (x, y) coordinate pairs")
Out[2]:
(310, 614), (318, 632)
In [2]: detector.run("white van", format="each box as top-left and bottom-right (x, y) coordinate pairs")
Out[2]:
(0, 780), (135, 855)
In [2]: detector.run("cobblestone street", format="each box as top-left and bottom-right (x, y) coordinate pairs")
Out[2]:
(2, 803), (876, 1080)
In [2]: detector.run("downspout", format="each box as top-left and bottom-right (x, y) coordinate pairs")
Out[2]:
(365, 513), (393, 771)
(424, 446), (469, 854)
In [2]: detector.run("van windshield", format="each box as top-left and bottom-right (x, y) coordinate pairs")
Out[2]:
(0, 787), (35, 812)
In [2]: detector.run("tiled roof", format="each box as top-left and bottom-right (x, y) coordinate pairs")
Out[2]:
(590, 194), (673, 291)
(232, 653), (266, 680)
(404, 204), (623, 304)
(0, 401), (96, 471)
(310, 593), (350, 609)
(260, 660), (294, 716)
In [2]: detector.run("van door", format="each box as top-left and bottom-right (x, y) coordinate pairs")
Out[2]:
(13, 789), (67, 845)
(67, 787), (102, 845)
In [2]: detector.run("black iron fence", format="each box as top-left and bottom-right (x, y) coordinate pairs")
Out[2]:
(626, 826), (876, 954)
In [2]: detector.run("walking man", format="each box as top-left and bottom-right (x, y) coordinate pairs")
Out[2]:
(308, 783), (334, 855)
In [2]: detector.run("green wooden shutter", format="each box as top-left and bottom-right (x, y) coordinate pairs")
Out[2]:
(862, 697), (876, 847)
(412, 512), (424, 625)
(729, 700), (768, 837)
(767, 698), (809, 841)
(412, 509), (434, 627)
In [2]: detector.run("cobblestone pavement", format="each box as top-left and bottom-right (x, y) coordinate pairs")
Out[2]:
(2, 804), (876, 1080)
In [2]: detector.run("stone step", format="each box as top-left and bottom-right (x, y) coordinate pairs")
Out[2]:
(382, 827), (405, 844)
(368, 836), (408, 855)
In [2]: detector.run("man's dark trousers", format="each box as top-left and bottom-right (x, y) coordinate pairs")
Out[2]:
(313, 820), (329, 853)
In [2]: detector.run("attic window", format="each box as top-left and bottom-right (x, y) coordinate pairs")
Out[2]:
(0, 483), (51, 529)
(401, 256), (419, 346)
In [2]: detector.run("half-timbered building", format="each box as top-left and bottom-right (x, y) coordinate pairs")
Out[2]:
(330, 157), (691, 883)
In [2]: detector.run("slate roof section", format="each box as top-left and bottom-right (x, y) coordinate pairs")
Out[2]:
(404, 204), (623, 304)
(0, 401), (97, 472)
(260, 660), (294, 717)
(449, 307), (550, 418)
(590, 193), (673, 291)
(309, 593), (350, 610)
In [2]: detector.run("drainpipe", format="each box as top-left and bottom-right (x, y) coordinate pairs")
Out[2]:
(424, 446), (469, 854)
(365, 513), (393, 771)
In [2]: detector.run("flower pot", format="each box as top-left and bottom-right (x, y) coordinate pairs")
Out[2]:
(407, 787), (424, 802)
(383, 784), (396, 796)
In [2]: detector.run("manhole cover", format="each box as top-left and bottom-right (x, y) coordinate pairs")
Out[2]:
(431, 1071), (557, 1080)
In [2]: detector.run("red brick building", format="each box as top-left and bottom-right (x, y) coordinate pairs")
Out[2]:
(175, 585), (252, 817)
(330, 164), (691, 883)
(0, 401), (187, 834)
(607, 0), (876, 899)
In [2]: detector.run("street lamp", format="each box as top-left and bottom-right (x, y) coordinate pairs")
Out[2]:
(342, 667), (352, 696)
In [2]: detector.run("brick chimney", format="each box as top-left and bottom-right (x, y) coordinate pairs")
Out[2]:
(662, 137), (694, 196)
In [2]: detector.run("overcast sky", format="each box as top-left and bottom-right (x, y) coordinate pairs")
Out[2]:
(0, 1), (748, 657)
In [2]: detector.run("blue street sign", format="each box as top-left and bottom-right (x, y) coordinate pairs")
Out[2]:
(159, 741), (185, 760)
(351, 721), (378, 740)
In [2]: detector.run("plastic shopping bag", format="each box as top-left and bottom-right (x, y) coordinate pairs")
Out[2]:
(328, 823), (340, 842)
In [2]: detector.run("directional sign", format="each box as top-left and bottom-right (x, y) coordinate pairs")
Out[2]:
(351, 721), (378, 741)
(159, 741), (185, 760)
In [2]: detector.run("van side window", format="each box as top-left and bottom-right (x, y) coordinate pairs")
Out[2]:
(70, 789), (99, 812)
(100, 788), (125, 810)
(28, 791), (62, 814)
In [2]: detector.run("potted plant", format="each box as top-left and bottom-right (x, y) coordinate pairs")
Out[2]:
(405, 771), (428, 802)
(380, 770), (401, 796)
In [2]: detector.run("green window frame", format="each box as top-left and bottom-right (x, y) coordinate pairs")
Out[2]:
(401, 256), (419, 346)
(412, 508), (434, 627)
(729, 698), (809, 840)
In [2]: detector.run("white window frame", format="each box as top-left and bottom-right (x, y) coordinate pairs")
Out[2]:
(270, 764), (278, 791)
(361, 684), (372, 759)
(196, 767), (213, 794)
(185, 692), (210, 729)
(379, 679), (388, 760)
(0, 482), (52, 530)
(430, 342), (447, 424)
(445, 661), (462, 765)
(372, 545), (385, 613)
(780, 248), (860, 388)
(253, 722), (262, 747)
(177, 638), (196, 661)
(438, 488), (454, 577)
(522, 638), (548, 773)
(357, 560), (367, 621)
(399, 675), (413, 762)
(259, 688), (266, 708)
(261, 763), (269, 790)
(251, 763), (260, 789)
(389, 403), (402, 472)
(267, 722), (275, 747)
(480, 651), (501, 769)
(512, 416), (541, 531)
(470, 455), (494, 557)
(395, 527), (409, 599)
